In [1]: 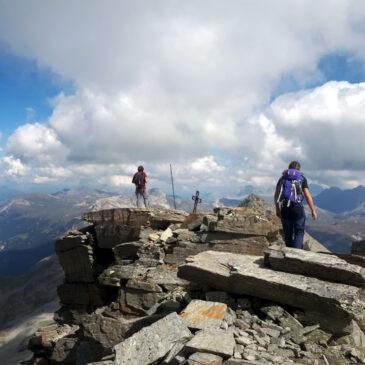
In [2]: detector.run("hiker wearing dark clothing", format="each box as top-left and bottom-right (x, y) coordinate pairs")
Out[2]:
(274, 161), (317, 249)
(132, 165), (149, 208)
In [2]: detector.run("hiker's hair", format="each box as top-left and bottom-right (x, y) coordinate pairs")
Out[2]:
(138, 165), (144, 172)
(288, 161), (301, 170)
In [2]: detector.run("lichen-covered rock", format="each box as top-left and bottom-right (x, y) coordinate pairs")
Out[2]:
(180, 300), (227, 330)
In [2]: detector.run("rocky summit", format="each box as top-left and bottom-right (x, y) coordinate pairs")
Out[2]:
(25, 196), (365, 365)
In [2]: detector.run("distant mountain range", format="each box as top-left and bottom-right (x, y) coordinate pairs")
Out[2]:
(314, 185), (365, 214)
(1, 184), (365, 275)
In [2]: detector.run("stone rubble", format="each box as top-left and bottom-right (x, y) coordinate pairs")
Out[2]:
(25, 196), (365, 365)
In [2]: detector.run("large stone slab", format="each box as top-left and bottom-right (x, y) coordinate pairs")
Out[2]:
(83, 208), (188, 229)
(178, 251), (365, 331)
(180, 300), (227, 330)
(165, 237), (270, 265)
(185, 329), (235, 358)
(114, 312), (192, 365)
(264, 247), (365, 287)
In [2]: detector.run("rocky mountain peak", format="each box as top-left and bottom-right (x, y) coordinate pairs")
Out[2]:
(24, 206), (365, 365)
(238, 193), (269, 210)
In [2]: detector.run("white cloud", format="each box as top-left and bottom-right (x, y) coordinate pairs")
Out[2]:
(6, 123), (65, 163)
(2, 156), (27, 177)
(1, 1), (365, 191)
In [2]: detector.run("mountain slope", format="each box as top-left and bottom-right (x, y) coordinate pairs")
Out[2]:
(315, 185), (365, 213)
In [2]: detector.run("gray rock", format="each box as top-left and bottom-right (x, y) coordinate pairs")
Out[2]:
(185, 329), (235, 358)
(178, 251), (365, 333)
(207, 207), (280, 240)
(113, 241), (143, 260)
(180, 300), (228, 330)
(81, 311), (132, 351)
(264, 247), (365, 287)
(352, 240), (365, 256)
(56, 232), (95, 283)
(84, 208), (188, 231)
(57, 283), (106, 308)
(188, 352), (223, 364)
(98, 264), (147, 287)
(161, 227), (173, 242)
(205, 292), (235, 308)
(114, 312), (191, 365)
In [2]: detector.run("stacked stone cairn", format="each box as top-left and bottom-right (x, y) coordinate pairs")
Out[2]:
(27, 196), (365, 365)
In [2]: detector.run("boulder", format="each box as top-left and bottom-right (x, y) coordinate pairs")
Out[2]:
(185, 329), (235, 358)
(206, 207), (280, 240)
(180, 300), (228, 330)
(264, 247), (365, 287)
(113, 312), (192, 365)
(113, 241), (144, 260)
(56, 232), (95, 283)
(81, 312), (131, 350)
(178, 251), (365, 332)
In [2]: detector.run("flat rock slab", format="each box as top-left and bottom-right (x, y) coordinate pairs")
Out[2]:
(178, 251), (365, 331)
(83, 208), (188, 229)
(187, 352), (223, 365)
(185, 329), (235, 358)
(264, 247), (365, 287)
(180, 300), (227, 330)
(114, 312), (191, 365)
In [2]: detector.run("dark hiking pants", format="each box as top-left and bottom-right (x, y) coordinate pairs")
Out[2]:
(281, 216), (305, 249)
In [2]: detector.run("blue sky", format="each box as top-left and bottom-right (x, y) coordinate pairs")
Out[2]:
(1, 1), (365, 193)
(0, 43), (73, 137)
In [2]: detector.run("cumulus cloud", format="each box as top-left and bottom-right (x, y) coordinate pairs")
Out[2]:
(2, 156), (27, 177)
(252, 81), (365, 187)
(1, 1), (365, 191)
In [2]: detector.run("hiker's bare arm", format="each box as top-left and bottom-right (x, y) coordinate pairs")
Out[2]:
(303, 188), (317, 220)
(274, 186), (281, 219)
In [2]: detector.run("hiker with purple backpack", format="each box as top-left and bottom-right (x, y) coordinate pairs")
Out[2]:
(274, 161), (317, 249)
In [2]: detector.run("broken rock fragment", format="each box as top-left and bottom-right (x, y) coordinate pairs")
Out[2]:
(113, 312), (191, 365)
(180, 299), (228, 330)
(185, 329), (235, 358)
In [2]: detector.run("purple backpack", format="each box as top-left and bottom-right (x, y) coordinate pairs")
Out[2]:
(277, 169), (304, 206)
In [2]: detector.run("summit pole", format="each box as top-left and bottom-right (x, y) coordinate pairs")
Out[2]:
(170, 164), (177, 209)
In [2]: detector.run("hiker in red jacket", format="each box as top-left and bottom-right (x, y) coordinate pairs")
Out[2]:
(132, 165), (149, 208)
